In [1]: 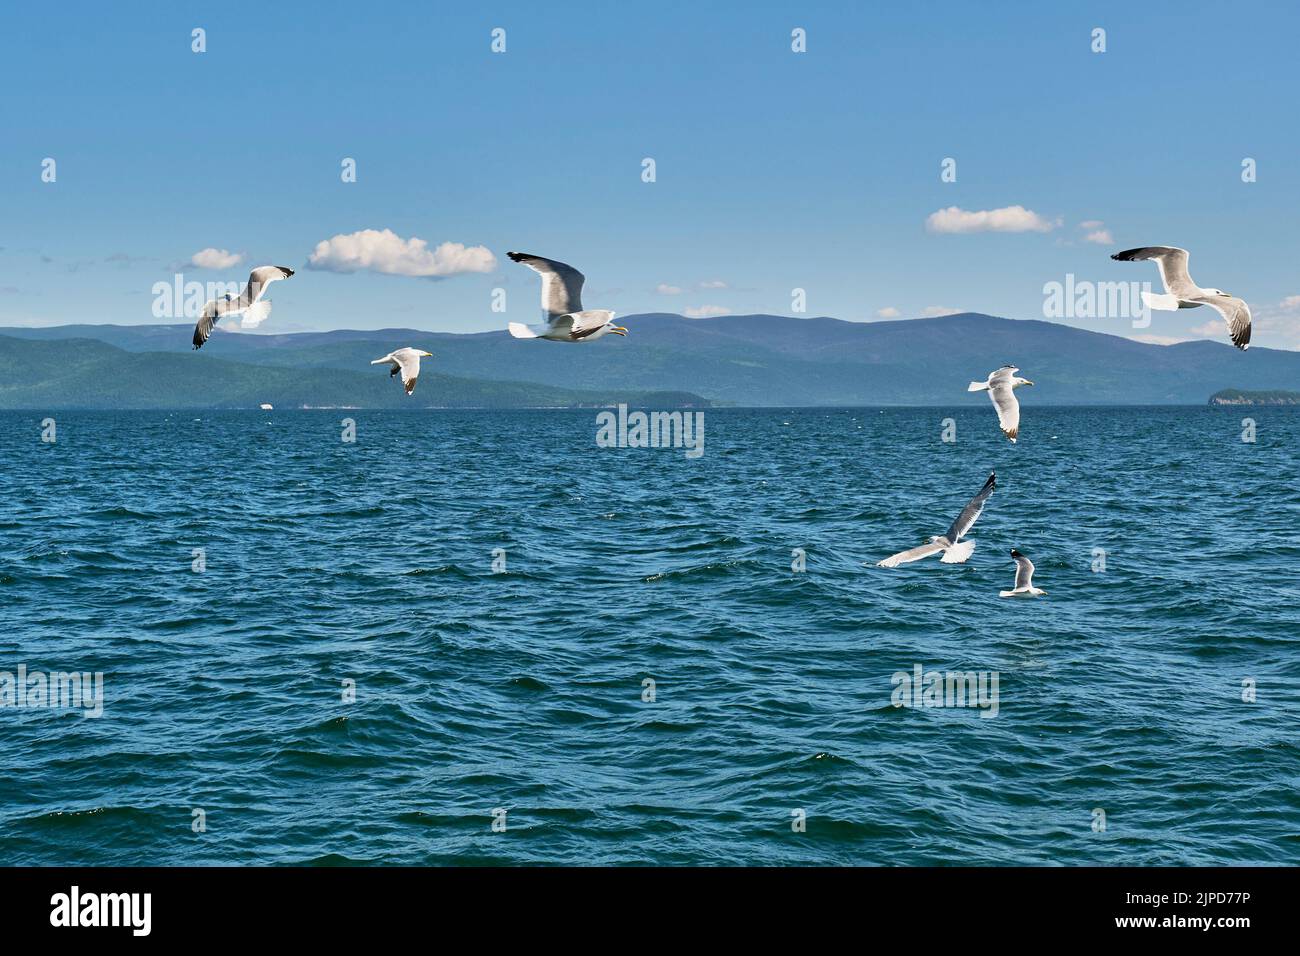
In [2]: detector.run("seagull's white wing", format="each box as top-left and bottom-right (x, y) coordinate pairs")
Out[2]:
(392, 349), (423, 395)
(567, 310), (615, 339)
(192, 299), (226, 349)
(945, 471), (996, 543)
(1013, 553), (1035, 590)
(243, 265), (294, 306)
(988, 383), (1020, 442)
(239, 299), (272, 329)
(1111, 246), (1196, 298)
(1192, 293), (1252, 351)
(877, 541), (945, 568)
(507, 251), (585, 318)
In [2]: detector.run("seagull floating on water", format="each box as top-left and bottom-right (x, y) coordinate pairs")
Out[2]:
(505, 252), (628, 342)
(1111, 246), (1251, 350)
(371, 348), (432, 396)
(968, 366), (1034, 442)
(877, 471), (996, 568)
(999, 549), (1046, 598)
(192, 265), (294, 350)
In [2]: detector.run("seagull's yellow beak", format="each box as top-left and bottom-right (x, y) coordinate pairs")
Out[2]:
(611, 326), (628, 336)
(1023, 379), (1034, 386)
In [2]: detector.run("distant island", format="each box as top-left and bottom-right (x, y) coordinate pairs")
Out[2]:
(1209, 389), (1300, 406)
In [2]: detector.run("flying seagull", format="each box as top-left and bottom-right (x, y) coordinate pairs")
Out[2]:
(192, 265), (294, 350)
(877, 471), (996, 568)
(999, 549), (1046, 598)
(505, 251), (628, 342)
(371, 348), (432, 396)
(1111, 246), (1251, 350)
(968, 366), (1034, 442)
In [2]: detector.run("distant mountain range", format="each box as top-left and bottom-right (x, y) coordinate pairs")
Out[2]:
(3, 312), (1298, 408)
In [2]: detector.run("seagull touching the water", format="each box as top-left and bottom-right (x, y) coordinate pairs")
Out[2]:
(1111, 246), (1251, 350)
(505, 251), (628, 342)
(192, 265), (294, 350)
(877, 471), (996, 568)
(371, 348), (432, 396)
(968, 366), (1034, 442)
(999, 549), (1046, 598)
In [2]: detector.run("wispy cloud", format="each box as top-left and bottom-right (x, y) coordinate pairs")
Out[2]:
(684, 305), (730, 318)
(876, 306), (900, 318)
(926, 205), (1058, 234)
(922, 306), (961, 317)
(655, 283), (683, 295)
(698, 279), (728, 289)
(307, 229), (495, 278)
(1078, 220), (1113, 244)
(190, 247), (245, 270)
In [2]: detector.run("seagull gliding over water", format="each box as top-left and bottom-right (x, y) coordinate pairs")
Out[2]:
(192, 265), (294, 350)
(877, 471), (996, 568)
(1111, 245), (1251, 350)
(968, 366), (1034, 442)
(371, 348), (432, 396)
(999, 549), (1046, 598)
(505, 252), (628, 342)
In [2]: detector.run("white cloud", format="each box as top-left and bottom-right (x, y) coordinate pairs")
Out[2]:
(1279, 295), (1300, 311)
(922, 306), (961, 317)
(698, 279), (728, 289)
(1077, 220), (1113, 244)
(876, 307), (901, 318)
(1189, 321), (1224, 339)
(655, 283), (683, 295)
(684, 305), (730, 318)
(191, 248), (244, 270)
(307, 228), (495, 278)
(925, 205), (1058, 234)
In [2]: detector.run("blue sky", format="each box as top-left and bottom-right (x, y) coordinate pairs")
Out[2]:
(3, 0), (1299, 346)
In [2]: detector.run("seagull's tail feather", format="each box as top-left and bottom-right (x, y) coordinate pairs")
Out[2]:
(968, 381), (990, 392)
(1142, 291), (1181, 311)
(998, 589), (1018, 598)
(508, 322), (541, 339)
(239, 299), (272, 329)
(940, 540), (976, 564)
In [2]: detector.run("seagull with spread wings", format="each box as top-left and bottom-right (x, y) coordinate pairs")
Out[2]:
(371, 348), (432, 396)
(968, 365), (1034, 442)
(876, 471), (996, 568)
(505, 251), (628, 342)
(999, 549), (1046, 598)
(1111, 246), (1251, 350)
(192, 265), (294, 350)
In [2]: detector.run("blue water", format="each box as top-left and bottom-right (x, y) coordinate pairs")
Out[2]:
(1, 407), (1297, 865)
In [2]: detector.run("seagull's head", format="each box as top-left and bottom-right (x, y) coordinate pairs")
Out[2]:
(1014, 376), (1034, 388)
(1207, 288), (1230, 297)
(420, 350), (433, 357)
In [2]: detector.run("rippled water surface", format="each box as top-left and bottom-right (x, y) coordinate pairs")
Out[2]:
(1, 407), (1297, 865)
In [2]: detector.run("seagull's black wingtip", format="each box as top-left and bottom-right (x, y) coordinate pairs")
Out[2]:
(506, 251), (524, 262)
